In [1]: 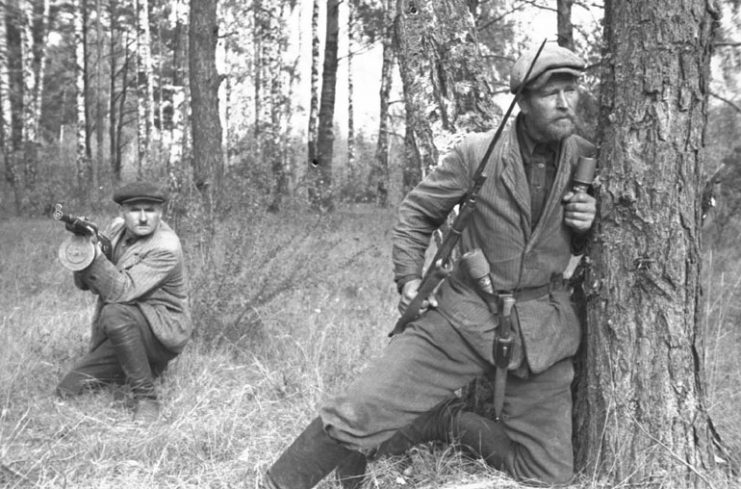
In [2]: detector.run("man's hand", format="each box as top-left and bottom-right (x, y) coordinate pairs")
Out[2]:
(398, 278), (438, 315)
(562, 191), (596, 233)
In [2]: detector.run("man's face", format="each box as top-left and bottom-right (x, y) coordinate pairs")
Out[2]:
(519, 76), (580, 144)
(121, 201), (163, 237)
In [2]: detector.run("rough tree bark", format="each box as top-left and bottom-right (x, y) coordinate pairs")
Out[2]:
(574, 0), (732, 485)
(189, 0), (223, 218)
(393, 0), (495, 195)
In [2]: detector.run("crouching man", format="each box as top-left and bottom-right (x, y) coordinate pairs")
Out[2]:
(56, 181), (192, 424)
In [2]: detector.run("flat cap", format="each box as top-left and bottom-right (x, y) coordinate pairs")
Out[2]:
(113, 181), (168, 205)
(510, 44), (585, 93)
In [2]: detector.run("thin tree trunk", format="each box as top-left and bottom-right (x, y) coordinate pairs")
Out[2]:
(309, 0), (339, 212)
(94, 0), (104, 199)
(74, 0), (88, 194)
(556, 0), (574, 50)
(306, 0), (321, 203)
(346, 0), (355, 171)
(169, 0), (187, 177)
(20, 0), (36, 193)
(108, 0), (119, 183)
(370, 0), (394, 207)
(0, 1), (19, 215)
(576, 0), (728, 484)
(136, 0), (154, 175)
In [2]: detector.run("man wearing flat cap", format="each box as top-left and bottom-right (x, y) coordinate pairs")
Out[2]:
(56, 181), (191, 424)
(262, 44), (596, 488)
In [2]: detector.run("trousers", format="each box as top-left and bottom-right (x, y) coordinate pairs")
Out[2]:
(320, 309), (575, 484)
(56, 303), (176, 398)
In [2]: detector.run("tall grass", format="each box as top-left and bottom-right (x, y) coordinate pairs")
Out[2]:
(0, 206), (739, 488)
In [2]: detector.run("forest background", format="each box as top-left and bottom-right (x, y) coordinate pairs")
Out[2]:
(1, 0), (741, 488)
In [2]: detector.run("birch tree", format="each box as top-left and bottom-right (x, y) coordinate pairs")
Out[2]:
(136, 0), (155, 174)
(369, 0), (394, 206)
(576, 0), (733, 483)
(74, 0), (88, 192)
(394, 0), (495, 195)
(306, 0), (321, 204)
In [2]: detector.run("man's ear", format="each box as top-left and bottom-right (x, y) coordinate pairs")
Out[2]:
(517, 96), (530, 116)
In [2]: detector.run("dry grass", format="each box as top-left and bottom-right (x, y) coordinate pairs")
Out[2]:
(0, 205), (739, 488)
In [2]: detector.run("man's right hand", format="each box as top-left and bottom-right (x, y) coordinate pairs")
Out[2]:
(398, 278), (438, 314)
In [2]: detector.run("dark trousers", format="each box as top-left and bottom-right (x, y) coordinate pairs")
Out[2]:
(56, 303), (176, 399)
(320, 309), (575, 485)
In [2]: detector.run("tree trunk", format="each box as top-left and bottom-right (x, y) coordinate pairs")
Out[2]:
(169, 0), (188, 179)
(136, 0), (154, 175)
(189, 0), (223, 218)
(394, 0), (495, 193)
(307, 0), (320, 191)
(308, 0), (339, 212)
(94, 0), (103, 199)
(370, 0), (394, 207)
(346, 0), (355, 172)
(0, 1), (20, 215)
(556, 0), (574, 50)
(74, 0), (88, 194)
(19, 0), (37, 194)
(575, 0), (729, 484)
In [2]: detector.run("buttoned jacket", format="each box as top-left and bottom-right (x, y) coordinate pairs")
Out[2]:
(74, 218), (192, 353)
(393, 120), (595, 373)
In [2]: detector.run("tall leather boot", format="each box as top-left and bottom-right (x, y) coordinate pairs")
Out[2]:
(376, 398), (513, 471)
(267, 417), (357, 489)
(105, 322), (159, 422)
(452, 411), (513, 470)
(335, 452), (368, 489)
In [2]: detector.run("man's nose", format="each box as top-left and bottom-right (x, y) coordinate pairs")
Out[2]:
(556, 90), (569, 108)
(138, 210), (148, 222)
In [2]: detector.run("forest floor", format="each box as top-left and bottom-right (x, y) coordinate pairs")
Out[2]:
(0, 205), (739, 488)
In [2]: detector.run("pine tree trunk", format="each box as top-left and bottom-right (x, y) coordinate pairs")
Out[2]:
(394, 0), (495, 193)
(370, 0), (394, 207)
(575, 0), (728, 484)
(308, 0), (338, 212)
(93, 0), (103, 198)
(189, 0), (223, 219)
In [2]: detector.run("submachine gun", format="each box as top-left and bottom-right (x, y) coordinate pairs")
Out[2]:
(389, 39), (548, 337)
(52, 203), (112, 271)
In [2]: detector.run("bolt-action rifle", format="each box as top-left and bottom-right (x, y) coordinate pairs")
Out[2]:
(53, 203), (113, 271)
(389, 39), (548, 337)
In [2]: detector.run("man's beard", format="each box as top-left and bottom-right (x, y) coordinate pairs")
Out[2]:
(538, 116), (576, 143)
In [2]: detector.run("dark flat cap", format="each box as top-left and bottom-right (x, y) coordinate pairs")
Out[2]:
(510, 44), (585, 93)
(113, 181), (168, 205)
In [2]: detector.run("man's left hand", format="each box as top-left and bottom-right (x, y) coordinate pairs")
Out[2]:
(562, 191), (596, 232)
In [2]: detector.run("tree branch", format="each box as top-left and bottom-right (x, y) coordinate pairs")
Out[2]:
(710, 92), (741, 113)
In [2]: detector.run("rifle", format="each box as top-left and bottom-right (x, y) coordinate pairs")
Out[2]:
(53, 203), (113, 271)
(389, 39), (548, 337)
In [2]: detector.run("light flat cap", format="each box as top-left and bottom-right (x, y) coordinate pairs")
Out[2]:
(510, 44), (585, 93)
(113, 181), (168, 205)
